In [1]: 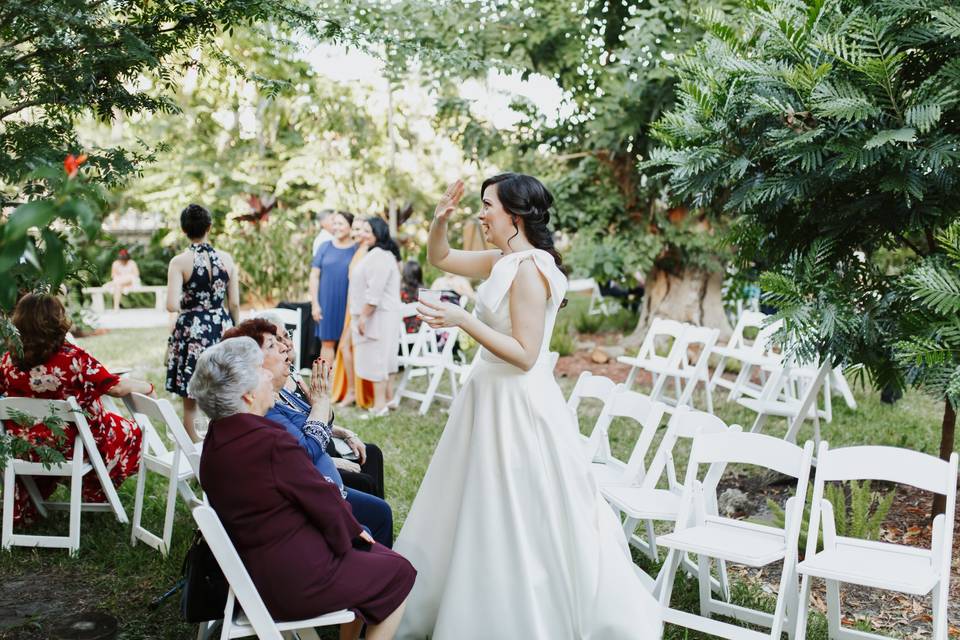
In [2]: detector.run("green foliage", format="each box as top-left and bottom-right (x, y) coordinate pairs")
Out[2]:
(550, 316), (577, 357)
(765, 480), (895, 554)
(895, 221), (960, 406)
(219, 210), (318, 304)
(0, 160), (108, 310)
(648, 0), (960, 428)
(0, 406), (68, 471)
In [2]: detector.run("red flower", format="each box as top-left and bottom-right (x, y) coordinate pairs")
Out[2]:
(64, 153), (88, 178)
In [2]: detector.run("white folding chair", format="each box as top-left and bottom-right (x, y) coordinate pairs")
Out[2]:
(566, 371), (617, 443)
(123, 393), (202, 556)
(585, 385), (668, 488)
(618, 318), (688, 396)
(708, 311), (783, 401)
(655, 431), (814, 640)
(191, 504), (354, 640)
(738, 359), (832, 446)
(397, 301), (421, 365)
(640, 324), (720, 414)
(390, 324), (463, 415)
(795, 443), (958, 640)
(1, 396), (128, 555)
(568, 277), (610, 316)
(602, 407), (737, 563)
(258, 308), (303, 372)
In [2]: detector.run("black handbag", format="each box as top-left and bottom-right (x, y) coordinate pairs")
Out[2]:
(180, 529), (229, 623)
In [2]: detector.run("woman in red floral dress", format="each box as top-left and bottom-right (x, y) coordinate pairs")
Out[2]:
(0, 294), (152, 524)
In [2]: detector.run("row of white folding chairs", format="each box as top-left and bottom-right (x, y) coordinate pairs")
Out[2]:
(618, 314), (858, 447)
(567, 374), (735, 593)
(121, 393), (355, 639)
(652, 433), (957, 640)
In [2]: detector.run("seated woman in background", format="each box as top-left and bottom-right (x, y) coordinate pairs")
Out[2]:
(189, 338), (413, 640)
(0, 294), (150, 524)
(106, 248), (141, 310)
(257, 313), (386, 499)
(221, 319), (393, 546)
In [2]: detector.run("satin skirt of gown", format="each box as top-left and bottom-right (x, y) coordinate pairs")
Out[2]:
(393, 250), (661, 640)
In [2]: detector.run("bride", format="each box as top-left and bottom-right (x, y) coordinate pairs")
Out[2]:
(394, 173), (662, 639)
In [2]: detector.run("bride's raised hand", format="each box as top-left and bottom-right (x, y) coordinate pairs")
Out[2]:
(434, 179), (464, 223)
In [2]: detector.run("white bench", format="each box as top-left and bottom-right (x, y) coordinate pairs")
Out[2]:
(82, 285), (166, 312)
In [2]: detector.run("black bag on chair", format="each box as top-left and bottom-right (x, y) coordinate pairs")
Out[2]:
(180, 529), (228, 623)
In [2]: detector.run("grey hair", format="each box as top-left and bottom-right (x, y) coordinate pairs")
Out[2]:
(187, 337), (263, 421)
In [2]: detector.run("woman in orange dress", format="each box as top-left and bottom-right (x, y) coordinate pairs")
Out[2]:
(332, 218), (375, 408)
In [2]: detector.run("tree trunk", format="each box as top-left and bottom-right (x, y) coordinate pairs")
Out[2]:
(624, 265), (733, 350)
(933, 399), (956, 517)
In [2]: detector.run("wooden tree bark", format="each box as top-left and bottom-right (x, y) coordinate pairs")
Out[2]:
(933, 399), (956, 517)
(624, 265), (733, 349)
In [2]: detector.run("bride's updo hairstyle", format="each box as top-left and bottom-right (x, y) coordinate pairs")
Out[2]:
(481, 173), (563, 269)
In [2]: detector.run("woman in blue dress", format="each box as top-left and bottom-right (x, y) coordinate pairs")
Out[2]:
(309, 211), (357, 363)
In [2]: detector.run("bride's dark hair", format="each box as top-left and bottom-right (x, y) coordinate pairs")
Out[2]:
(480, 173), (563, 269)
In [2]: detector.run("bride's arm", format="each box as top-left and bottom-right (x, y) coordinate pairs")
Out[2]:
(420, 259), (548, 372)
(428, 179), (500, 280)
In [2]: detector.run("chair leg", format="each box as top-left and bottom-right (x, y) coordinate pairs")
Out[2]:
(418, 367), (444, 415)
(21, 476), (49, 518)
(644, 519), (659, 562)
(795, 574), (812, 640)
(131, 457), (148, 546)
(624, 366), (638, 390)
(161, 470), (179, 556)
(770, 556), (796, 640)
(717, 558), (731, 602)
(697, 554), (713, 617)
(750, 412), (769, 434)
(933, 577), (949, 640)
(2, 465), (15, 550)
(826, 579), (842, 638)
(68, 463), (83, 556)
(655, 547), (683, 604)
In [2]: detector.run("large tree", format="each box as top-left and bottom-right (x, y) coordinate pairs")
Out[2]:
(648, 0), (960, 513)
(364, 0), (739, 341)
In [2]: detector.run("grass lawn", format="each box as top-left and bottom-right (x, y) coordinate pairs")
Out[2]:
(0, 323), (949, 639)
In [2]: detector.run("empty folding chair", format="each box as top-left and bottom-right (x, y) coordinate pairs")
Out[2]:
(191, 504), (354, 640)
(602, 407), (737, 562)
(568, 277), (609, 316)
(655, 431), (814, 640)
(397, 301), (421, 366)
(737, 359), (832, 446)
(566, 371), (617, 445)
(123, 393), (202, 556)
(584, 385), (667, 488)
(617, 318), (688, 396)
(639, 324), (720, 414)
(390, 324), (464, 415)
(708, 311), (783, 402)
(1, 396), (128, 555)
(795, 443), (958, 640)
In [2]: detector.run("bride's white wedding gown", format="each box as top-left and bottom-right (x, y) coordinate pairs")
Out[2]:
(394, 249), (662, 640)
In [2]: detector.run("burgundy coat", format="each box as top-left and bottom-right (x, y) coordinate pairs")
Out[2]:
(200, 412), (415, 623)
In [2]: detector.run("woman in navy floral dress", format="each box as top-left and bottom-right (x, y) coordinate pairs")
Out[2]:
(165, 204), (239, 441)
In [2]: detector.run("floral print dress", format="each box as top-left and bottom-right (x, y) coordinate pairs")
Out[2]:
(0, 343), (143, 524)
(165, 243), (233, 397)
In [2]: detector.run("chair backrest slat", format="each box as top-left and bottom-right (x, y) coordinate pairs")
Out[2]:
(124, 393), (201, 478)
(817, 445), (957, 496)
(0, 397), (76, 423)
(691, 431), (809, 479)
(643, 406), (733, 490)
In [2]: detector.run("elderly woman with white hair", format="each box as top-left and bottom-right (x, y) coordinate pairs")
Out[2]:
(188, 338), (415, 639)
